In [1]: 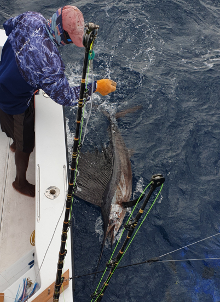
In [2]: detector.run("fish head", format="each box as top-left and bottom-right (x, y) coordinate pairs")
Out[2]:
(106, 203), (127, 245)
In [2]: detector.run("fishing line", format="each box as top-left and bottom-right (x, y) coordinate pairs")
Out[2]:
(71, 232), (220, 280)
(92, 181), (164, 302)
(53, 26), (99, 301)
(81, 51), (95, 146)
(35, 199), (66, 282)
(92, 181), (152, 296)
(110, 182), (152, 258)
(70, 42), (95, 220)
(0, 8), (96, 302)
(157, 258), (220, 263)
(158, 232), (220, 259)
(67, 257), (220, 280)
(68, 43), (95, 233)
(31, 203), (220, 289)
(0, 188), (66, 300)
(0, 6), (13, 19)
(21, 23), (97, 302)
(120, 185), (164, 260)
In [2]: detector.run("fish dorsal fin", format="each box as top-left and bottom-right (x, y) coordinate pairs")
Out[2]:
(75, 146), (113, 207)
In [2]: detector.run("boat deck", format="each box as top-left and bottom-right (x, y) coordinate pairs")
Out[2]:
(0, 131), (35, 275)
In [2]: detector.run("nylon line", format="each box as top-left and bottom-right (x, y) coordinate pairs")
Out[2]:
(158, 232), (220, 259)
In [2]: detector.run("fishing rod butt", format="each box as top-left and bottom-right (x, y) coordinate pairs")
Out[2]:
(85, 22), (99, 30)
(151, 174), (165, 188)
(83, 22), (99, 48)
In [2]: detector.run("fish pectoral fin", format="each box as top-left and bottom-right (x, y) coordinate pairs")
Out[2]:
(114, 105), (142, 119)
(122, 195), (144, 208)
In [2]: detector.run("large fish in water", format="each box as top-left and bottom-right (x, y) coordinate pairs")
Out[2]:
(75, 106), (141, 255)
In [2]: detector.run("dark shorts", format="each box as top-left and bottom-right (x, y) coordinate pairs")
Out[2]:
(0, 97), (35, 153)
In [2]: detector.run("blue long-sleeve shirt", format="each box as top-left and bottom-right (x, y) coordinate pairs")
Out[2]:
(0, 11), (96, 115)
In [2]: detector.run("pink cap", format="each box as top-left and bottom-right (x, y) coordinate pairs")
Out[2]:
(62, 6), (84, 47)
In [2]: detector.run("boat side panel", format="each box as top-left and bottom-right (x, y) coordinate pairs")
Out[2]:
(30, 90), (72, 301)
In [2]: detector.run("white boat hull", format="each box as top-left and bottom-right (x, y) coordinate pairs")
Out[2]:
(0, 30), (73, 302)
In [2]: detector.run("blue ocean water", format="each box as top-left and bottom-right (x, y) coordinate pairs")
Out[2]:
(1, 0), (220, 301)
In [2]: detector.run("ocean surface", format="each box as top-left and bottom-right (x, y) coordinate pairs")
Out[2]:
(1, 0), (220, 301)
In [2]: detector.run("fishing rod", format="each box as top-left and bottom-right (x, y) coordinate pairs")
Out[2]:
(53, 22), (99, 302)
(91, 174), (165, 302)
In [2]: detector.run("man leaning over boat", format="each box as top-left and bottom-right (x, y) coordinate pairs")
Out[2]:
(0, 5), (116, 198)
